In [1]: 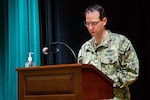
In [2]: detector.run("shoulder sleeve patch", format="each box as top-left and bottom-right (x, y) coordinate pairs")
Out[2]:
(118, 39), (131, 54)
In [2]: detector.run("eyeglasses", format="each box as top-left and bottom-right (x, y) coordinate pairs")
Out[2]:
(84, 20), (100, 27)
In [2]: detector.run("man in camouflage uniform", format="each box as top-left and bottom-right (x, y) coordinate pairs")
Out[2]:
(77, 4), (139, 100)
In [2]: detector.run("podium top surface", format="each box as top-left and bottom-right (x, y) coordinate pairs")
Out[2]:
(16, 63), (82, 71)
(16, 63), (113, 84)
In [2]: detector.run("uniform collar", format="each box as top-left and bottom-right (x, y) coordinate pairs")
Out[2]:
(92, 30), (113, 48)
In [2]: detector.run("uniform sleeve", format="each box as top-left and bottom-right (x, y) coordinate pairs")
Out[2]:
(77, 48), (83, 64)
(115, 39), (140, 88)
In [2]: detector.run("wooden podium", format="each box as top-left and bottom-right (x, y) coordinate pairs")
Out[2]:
(16, 63), (114, 100)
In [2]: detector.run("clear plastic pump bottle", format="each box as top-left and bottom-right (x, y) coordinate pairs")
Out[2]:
(25, 52), (35, 67)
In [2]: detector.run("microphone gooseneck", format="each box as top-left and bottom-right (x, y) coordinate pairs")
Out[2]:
(42, 42), (77, 63)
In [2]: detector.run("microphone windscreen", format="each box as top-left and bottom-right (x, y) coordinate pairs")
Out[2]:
(42, 47), (49, 55)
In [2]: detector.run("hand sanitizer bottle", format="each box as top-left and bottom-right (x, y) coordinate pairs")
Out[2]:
(25, 52), (35, 67)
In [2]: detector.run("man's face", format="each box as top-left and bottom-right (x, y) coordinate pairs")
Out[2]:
(85, 10), (107, 37)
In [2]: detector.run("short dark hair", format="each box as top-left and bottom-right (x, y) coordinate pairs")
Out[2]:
(84, 4), (106, 20)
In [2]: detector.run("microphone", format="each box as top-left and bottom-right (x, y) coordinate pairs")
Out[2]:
(42, 46), (59, 55)
(42, 41), (77, 62)
(42, 47), (49, 55)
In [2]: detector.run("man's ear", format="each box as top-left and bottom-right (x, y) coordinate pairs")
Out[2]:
(102, 17), (107, 25)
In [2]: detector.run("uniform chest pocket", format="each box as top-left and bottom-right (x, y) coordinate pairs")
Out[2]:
(100, 49), (118, 64)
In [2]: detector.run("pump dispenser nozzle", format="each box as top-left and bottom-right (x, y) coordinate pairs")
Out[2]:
(25, 52), (35, 67)
(28, 52), (34, 62)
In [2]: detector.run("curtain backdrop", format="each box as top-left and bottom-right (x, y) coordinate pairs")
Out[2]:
(40, 0), (79, 65)
(0, 0), (7, 100)
(39, 0), (55, 65)
(0, 0), (41, 100)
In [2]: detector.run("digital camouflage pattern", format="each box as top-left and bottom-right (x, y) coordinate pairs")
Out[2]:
(77, 30), (139, 100)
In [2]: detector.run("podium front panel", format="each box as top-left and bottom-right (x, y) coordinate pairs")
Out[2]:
(16, 64), (82, 100)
